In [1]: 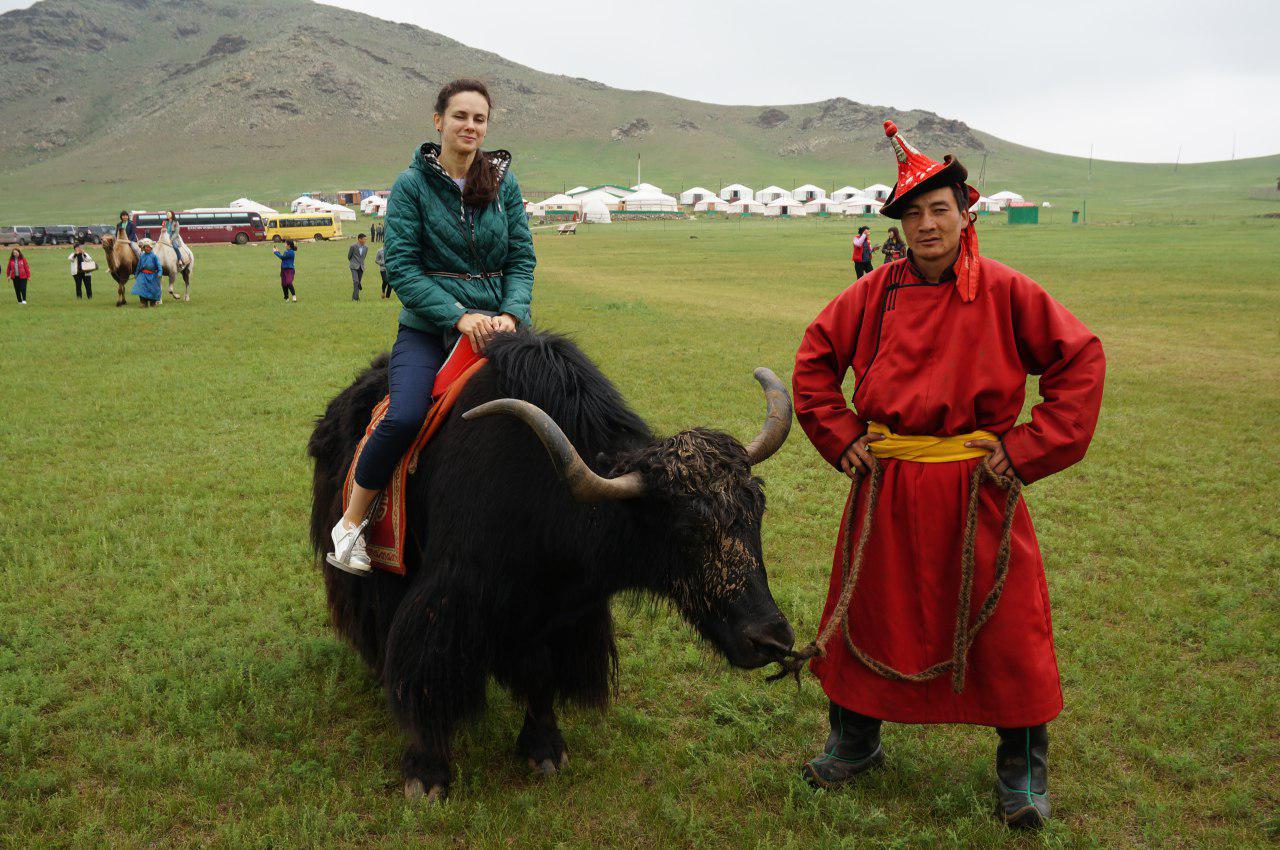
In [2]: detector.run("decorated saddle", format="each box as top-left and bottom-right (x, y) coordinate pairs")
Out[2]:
(342, 337), (487, 574)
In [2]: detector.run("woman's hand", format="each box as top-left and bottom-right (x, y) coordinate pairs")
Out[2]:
(491, 313), (518, 334)
(964, 438), (1016, 479)
(839, 432), (885, 479)
(456, 312), (497, 352)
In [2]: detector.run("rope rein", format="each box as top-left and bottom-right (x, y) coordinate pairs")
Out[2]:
(768, 458), (1022, 691)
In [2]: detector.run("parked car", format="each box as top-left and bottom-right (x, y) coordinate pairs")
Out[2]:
(0, 227), (22, 245)
(75, 225), (113, 244)
(9, 226), (34, 245)
(34, 225), (77, 245)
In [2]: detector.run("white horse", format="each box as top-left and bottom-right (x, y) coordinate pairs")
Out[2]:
(154, 230), (195, 302)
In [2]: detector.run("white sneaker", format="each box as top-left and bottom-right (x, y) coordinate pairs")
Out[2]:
(291, 295), (297, 302)
(327, 518), (372, 576)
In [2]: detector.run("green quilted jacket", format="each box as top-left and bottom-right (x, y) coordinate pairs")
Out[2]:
(384, 142), (536, 335)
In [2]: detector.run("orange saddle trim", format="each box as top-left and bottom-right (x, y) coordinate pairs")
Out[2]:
(341, 341), (487, 575)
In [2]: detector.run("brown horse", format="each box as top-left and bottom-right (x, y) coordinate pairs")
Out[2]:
(100, 234), (136, 307)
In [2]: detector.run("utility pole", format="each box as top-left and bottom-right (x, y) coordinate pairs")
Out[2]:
(1174, 145), (1182, 173)
(978, 153), (988, 192)
(636, 153), (641, 187)
(1232, 132), (1237, 161)
(1088, 143), (1093, 182)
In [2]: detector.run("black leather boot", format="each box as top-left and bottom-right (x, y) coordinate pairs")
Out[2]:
(802, 701), (884, 788)
(994, 724), (1050, 829)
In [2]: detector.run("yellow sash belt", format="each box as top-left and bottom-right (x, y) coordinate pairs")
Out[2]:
(865, 421), (997, 463)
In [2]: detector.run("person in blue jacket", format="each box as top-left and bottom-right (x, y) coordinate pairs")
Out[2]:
(274, 239), (298, 301)
(117, 210), (138, 254)
(131, 239), (162, 307)
(327, 77), (536, 576)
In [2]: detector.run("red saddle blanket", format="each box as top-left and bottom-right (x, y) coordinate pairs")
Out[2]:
(342, 339), (487, 575)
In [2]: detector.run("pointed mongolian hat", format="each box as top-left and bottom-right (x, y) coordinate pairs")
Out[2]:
(879, 119), (979, 218)
(879, 119), (984, 301)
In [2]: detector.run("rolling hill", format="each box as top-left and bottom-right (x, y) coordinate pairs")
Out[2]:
(2, 0), (1278, 222)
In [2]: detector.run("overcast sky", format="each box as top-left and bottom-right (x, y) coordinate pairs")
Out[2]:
(6, 0), (1277, 162)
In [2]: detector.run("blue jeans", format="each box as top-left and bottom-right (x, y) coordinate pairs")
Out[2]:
(353, 324), (445, 490)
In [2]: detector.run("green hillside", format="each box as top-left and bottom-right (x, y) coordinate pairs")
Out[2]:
(2, 0), (1278, 222)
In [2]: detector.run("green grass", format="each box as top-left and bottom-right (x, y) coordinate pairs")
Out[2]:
(2, 216), (1277, 847)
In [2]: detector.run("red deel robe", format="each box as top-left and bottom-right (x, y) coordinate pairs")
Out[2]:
(793, 255), (1105, 727)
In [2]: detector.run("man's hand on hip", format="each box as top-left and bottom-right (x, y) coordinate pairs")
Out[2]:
(839, 432), (885, 479)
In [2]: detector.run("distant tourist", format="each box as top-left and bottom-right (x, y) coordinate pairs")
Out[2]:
(348, 233), (369, 301)
(131, 239), (162, 307)
(69, 242), (97, 299)
(7, 248), (30, 304)
(327, 77), (536, 576)
(376, 244), (390, 298)
(117, 210), (138, 252)
(852, 226), (876, 278)
(881, 227), (906, 263)
(162, 211), (189, 270)
(274, 239), (298, 301)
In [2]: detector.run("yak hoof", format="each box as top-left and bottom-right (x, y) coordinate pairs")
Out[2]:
(183, 295), (190, 302)
(404, 779), (445, 803)
(529, 758), (560, 777)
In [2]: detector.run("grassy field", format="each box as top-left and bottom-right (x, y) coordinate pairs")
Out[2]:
(1, 217), (1277, 848)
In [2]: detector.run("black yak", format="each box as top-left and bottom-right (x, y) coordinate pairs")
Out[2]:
(308, 329), (795, 800)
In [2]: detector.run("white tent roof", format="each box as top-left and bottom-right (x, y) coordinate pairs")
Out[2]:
(766, 196), (803, 207)
(864, 183), (893, 194)
(758, 185), (791, 196)
(623, 189), (679, 210)
(841, 198), (883, 214)
(679, 186), (716, 203)
(990, 190), (1024, 200)
(582, 199), (612, 223)
(832, 186), (863, 198)
(229, 198), (277, 214)
(572, 189), (625, 208)
(566, 186), (590, 196)
(311, 200), (357, 220)
(725, 198), (766, 213)
(719, 183), (754, 200)
(631, 182), (663, 193)
(694, 197), (729, 210)
(803, 198), (839, 211)
(793, 184), (826, 196)
(540, 194), (582, 208)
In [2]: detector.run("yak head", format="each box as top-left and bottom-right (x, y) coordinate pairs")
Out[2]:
(464, 369), (795, 670)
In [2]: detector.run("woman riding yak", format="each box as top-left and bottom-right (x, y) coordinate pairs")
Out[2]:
(327, 78), (536, 575)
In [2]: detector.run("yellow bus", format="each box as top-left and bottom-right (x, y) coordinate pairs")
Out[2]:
(264, 213), (343, 242)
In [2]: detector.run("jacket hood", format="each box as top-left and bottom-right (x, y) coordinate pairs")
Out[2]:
(411, 141), (512, 189)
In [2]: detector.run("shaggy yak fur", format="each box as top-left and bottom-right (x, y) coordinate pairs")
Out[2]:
(308, 329), (794, 798)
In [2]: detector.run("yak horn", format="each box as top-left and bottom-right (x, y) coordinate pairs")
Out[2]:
(462, 399), (647, 502)
(744, 367), (793, 466)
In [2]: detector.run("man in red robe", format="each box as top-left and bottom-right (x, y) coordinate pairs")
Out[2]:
(791, 121), (1105, 829)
